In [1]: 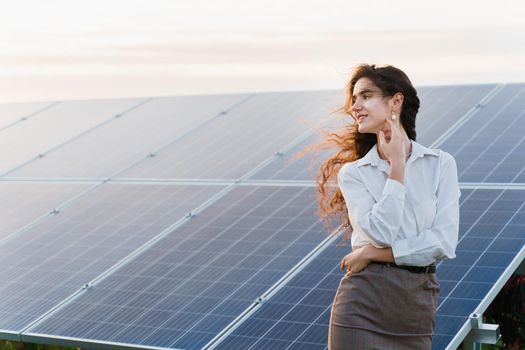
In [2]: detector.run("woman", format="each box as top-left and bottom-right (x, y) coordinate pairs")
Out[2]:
(315, 64), (461, 349)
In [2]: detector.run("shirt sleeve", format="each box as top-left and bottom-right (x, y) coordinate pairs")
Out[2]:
(337, 164), (406, 247)
(391, 153), (461, 266)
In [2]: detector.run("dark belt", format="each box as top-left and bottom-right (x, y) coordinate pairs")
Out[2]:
(373, 261), (436, 274)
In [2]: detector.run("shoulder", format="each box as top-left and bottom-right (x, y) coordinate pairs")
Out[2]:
(418, 142), (456, 167)
(338, 160), (360, 175)
(431, 149), (459, 181)
(435, 149), (457, 167)
(337, 160), (360, 183)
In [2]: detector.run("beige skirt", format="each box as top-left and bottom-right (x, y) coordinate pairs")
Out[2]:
(328, 262), (440, 349)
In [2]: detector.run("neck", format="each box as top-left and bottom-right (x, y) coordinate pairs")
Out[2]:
(377, 137), (412, 161)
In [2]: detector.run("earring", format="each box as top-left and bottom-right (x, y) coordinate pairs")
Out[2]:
(391, 113), (396, 120)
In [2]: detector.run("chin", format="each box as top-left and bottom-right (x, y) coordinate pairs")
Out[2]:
(358, 125), (376, 134)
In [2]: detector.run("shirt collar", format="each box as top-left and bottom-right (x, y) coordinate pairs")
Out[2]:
(356, 140), (439, 171)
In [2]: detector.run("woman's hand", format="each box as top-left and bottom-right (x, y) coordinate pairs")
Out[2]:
(378, 115), (407, 164)
(340, 245), (371, 275)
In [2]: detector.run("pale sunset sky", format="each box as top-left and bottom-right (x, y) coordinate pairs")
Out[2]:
(0, 0), (524, 103)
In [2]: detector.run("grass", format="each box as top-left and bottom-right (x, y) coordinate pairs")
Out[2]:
(0, 341), (78, 350)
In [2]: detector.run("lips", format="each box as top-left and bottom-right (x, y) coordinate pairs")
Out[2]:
(357, 114), (367, 123)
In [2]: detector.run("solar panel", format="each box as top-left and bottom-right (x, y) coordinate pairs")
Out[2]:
(114, 91), (337, 180)
(439, 84), (525, 183)
(24, 185), (329, 350)
(247, 133), (329, 181)
(213, 238), (341, 350)
(8, 94), (250, 179)
(416, 84), (497, 146)
(0, 101), (55, 129)
(0, 182), (90, 240)
(211, 187), (525, 350)
(0, 183), (225, 334)
(0, 98), (146, 175)
(433, 188), (525, 349)
(1, 85), (523, 350)
(249, 85), (497, 182)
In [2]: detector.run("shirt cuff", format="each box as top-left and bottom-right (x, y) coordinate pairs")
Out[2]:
(391, 238), (436, 266)
(383, 178), (405, 201)
(391, 238), (410, 265)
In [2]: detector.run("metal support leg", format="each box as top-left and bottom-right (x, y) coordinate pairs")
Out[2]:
(463, 312), (500, 347)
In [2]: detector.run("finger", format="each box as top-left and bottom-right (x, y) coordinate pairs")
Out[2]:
(378, 130), (386, 145)
(340, 260), (345, 271)
(386, 118), (398, 135)
(389, 126), (399, 141)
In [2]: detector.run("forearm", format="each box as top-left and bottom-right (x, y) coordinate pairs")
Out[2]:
(362, 245), (395, 263)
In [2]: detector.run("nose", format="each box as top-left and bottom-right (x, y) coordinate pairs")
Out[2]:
(351, 100), (362, 113)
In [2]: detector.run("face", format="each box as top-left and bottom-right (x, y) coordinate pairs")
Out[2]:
(350, 77), (392, 135)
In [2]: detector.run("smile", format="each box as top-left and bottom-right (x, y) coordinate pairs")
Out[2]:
(357, 115), (367, 123)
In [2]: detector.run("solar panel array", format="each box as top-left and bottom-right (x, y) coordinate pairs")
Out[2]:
(1, 83), (524, 350)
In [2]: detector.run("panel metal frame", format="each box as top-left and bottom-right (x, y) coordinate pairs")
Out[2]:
(21, 333), (179, 350)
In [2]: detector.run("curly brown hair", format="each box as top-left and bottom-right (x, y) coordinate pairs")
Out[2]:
(300, 63), (420, 235)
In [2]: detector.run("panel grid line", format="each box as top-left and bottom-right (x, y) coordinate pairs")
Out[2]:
(165, 190), (324, 347)
(101, 187), (302, 342)
(203, 229), (341, 350)
(105, 94), (255, 182)
(18, 184), (233, 337)
(0, 102), (61, 133)
(431, 84), (505, 148)
(458, 109), (525, 180)
(1, 99), (153, 177)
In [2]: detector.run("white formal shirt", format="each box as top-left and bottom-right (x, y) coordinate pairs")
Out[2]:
(337, 139), (461, 266)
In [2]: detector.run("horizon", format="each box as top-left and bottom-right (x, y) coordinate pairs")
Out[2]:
(1, 0), (524, 104)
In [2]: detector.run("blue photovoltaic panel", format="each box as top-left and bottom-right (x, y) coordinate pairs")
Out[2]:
(0, 184), (224, 332)
(247, 88), (434, 181)
(9, 94), (249, 179)
(214, 188), (525, 350)
(0, 182), (91, 240)
(432, 188), (525, 349)
(248, 133), (330, 181)
(0, 98), (145, 175)
(249, 85), (496, 181)
(439, 83), (525, 183)
(0, 101), (54, 129)
(115, 90), (337, 180)
(27, 185), (329, 350)
(214, 240), (343, 350)
(1, 86), (523, 350)
(416, 84), (496, 147)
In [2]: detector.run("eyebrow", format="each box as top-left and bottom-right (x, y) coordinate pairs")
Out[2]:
(351, 88), (380, 100)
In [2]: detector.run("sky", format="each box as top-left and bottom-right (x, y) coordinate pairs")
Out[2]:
(1, 0), (524, 103)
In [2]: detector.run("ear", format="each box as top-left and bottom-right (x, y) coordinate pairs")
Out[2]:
(391, 92), (404, 113)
